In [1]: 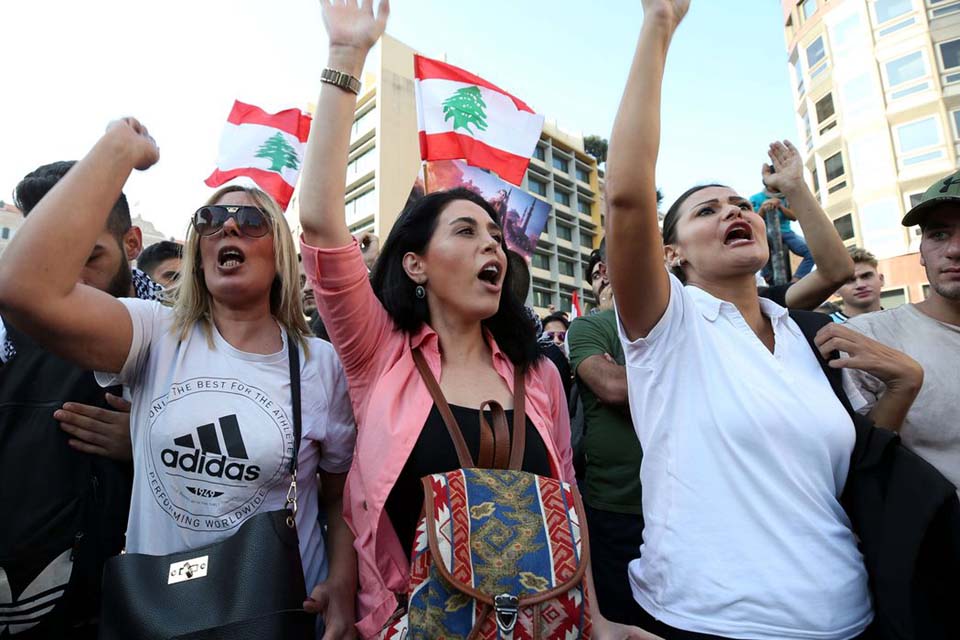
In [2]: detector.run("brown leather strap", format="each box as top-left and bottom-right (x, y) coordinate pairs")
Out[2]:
(412, 348), (474, 468)
(476, 405), (495, 469)
(507, 366), (526, 471)
(481, 400), (511, 470)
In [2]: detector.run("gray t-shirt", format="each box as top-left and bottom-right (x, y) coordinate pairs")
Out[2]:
(846, 304), (960, 494)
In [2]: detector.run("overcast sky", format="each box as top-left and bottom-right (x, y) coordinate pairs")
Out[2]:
(1, 0), (796, 240)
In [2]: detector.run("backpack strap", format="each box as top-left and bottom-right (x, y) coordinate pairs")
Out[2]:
(507, 367), (526, 471)
(788, 310), (855, 416)
(411, 348), (527, 471)
(480, 400), (511, 469)
(412, 348), (477, 468)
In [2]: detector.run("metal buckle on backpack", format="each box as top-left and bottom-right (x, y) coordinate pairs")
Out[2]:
(494, 593), (519, 633)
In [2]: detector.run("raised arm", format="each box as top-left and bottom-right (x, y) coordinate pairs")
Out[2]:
(606, 1), (689, 341)
(763, 141), (855, 310)
(0, 119), (159, 372)
(299, 0), (388, 248)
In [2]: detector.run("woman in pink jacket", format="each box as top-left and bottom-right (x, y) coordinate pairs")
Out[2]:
(298, 2), (655, 639)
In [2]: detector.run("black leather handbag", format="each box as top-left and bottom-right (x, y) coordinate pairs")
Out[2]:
(98, 335), (315, 639)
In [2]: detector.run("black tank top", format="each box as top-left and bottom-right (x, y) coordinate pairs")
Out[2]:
(384, 403), (552, 559)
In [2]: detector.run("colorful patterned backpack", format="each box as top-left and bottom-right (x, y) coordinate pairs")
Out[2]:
(379, 350), (592, 640)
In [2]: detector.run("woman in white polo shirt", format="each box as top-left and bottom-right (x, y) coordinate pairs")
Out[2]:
(603, 2), (924, 639)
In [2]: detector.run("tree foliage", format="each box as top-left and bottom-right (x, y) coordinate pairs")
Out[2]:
(583, 135), (608, 163)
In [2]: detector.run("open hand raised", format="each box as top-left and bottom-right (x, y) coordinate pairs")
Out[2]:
(762, 140), (803, 195)
(105, 117), (159, 171)
(321, 0), (389, 53)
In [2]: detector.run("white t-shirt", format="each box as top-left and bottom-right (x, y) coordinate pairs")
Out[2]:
(617, 274), (873, 640)
(96, 298), (356, 591)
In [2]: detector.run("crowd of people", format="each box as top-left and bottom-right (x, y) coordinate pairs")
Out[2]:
(1, 1), (958, 639)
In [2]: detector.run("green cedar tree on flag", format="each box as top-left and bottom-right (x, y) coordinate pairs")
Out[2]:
(205, 100), (312, 209)
(415, 55), (545, 186)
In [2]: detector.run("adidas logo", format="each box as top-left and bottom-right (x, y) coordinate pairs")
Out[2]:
(0, 549), (71, 635)
(161, 415), (261, 482)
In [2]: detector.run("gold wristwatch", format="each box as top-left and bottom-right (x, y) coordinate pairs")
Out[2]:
(320, 68), (361, 95)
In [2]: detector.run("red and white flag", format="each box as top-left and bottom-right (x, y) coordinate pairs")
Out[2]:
(205, 100), (312, 209)
(570, 290), (582, 320)
(414, 55), (545, 186)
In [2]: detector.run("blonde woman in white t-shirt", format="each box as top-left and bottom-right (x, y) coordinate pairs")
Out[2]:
(0, 119), (358, 639)
(603, 2), (925, 640)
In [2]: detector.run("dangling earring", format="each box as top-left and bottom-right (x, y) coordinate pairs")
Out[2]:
(415, 285), (426, 299)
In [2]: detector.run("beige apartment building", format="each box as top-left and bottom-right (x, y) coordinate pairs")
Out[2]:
(781, 0), (960, 306)
(320, 34), (604, 315)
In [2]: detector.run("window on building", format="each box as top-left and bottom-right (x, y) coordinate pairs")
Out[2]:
(802, 111), (813, 150)
(556, 223), (573, 241)
(532, 252), (550, 270)
(880, 287), (908, 308)
(552, 156), (569, 173)
(350, 108), (377, 141)
(896, 117), (941, 153)
(802, 0), (818, 21)
(806, 37), (826, 68)
(815, 93), (836, 124)
(559, 293), (573, 313)
(825, 152), (845, 182)
(811, 168), (820, 197)
(580, 231), (594, 249)
(1, 228), (9, 240)
(533, 289), (552, 308)
(833, 213), (856, 241)
(528, 176), (547, 196)
(895, 116), (944, 165)
(345, 147), (376, 182)
(577, 198), (591, 215)
(575, 167), (589, 183)
(940, 39), (960, 71)
(885, 51), (926, 87)
(344, 188), (376, 225)
(554, 190), (571, 207)
(872, 0), (913, 23)
(952, 110), (960, 138)
(860, 198), (905, 256)
(792, 53), (805, 96)
(534, 145), (546, 161)
(830, 11), (865, 49)
(558, 259), (576, 277)
(909, 193), (923, 208)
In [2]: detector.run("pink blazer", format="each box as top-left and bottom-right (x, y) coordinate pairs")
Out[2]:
(301, 238), (576, 638)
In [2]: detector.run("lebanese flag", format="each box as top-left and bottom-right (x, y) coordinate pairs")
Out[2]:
(414, 55), (545, 186)
(570, 290), (582, 320)
(205, 100), (312, 209)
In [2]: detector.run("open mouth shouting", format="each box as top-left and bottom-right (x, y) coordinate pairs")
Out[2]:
(217, 245), (246, 272)
(723, 221), (755, 247)
(477, 260), (504, 292)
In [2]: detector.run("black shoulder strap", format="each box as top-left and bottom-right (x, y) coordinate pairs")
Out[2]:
(788, 310), (855, 416)
(287, 332), (301, 476)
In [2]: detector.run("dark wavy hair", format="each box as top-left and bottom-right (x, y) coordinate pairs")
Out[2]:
(371, 188), (540, 371)
(661, 183), (729, 283)
(14, 160), (131, 240)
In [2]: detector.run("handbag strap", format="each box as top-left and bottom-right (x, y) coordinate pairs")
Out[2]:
(411, 348), (526, 471)
(284, 332), (302, 526)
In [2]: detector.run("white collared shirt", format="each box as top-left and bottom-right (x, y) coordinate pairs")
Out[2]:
(617, 274), (872, 640)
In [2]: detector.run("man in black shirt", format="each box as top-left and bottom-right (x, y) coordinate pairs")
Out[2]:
(0, 161), (161, 638)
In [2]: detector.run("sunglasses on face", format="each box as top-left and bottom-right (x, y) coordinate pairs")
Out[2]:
(192, 205), (272, 238)
(545, 331), (567, 342)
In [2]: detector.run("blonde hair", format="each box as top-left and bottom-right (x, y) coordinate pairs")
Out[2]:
(171, 185), (310, 349)
(848, 246), (878, 269)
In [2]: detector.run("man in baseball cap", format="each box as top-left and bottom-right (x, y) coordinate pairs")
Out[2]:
(843, 169), (960, 496)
